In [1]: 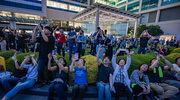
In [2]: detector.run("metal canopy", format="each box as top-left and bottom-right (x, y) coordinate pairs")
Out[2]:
(72, 2), (141, 22)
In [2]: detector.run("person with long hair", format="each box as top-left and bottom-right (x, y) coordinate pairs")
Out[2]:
(130, 64), (152, 100)
(47, 54), (68, 100)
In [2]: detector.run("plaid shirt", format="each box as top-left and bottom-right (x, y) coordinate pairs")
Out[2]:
(115, 68), (126, 85)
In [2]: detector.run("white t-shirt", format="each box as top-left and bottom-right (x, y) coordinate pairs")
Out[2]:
(172, 64), (180, 73)
(23, 64), (38, 81)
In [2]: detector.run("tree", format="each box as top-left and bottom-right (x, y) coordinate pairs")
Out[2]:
(127, 26), (134, 38)
(136, 24), (164, 37)
(148, 25), (164, 36)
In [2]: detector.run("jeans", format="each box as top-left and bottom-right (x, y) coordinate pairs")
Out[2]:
(138, 47), (146, 54)
(91, 44), (97, 56)
(114, 82), (133, 100)
(72, 84), (88, 100)
(1, 77), (20, 92)
(57, 43), (65, 57)
(164, 80), (180, 89)
(77, 43), (85, 58)
(0, 40), (7, 51)
(4, 78), (35, 99)
(25, 43), (29, 52)
(38, 58), (52, 83)
(48, 82), (68, 100)
(69, 42), (76, 60)
(96, 82), (111, 100)
(150, 83), (179, 99)
(96, 45), (104, 60)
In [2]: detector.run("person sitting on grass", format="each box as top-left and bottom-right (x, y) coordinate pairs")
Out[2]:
(2, 54), (38, 100)
(96, 46), (113, 100)
(47, 53), (68, 100)
(111, 49), (133, 100)
(70, 56), (88, 100)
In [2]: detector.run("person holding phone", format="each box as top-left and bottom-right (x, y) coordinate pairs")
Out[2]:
(70, 56), (88, 100)
(67, 26), (77, 60)
(47, 53), (68, 100)
(138, 30), (151, 54)
(111, 49), (133, 100)
(2, 51), (28, 93)
(96, 46), (113, 100)
(148, 55), (179, 99)
(32, 25), (55, 88)
(54, 26), (66, 57)
(95, 30), (106, 60)
(76, 30), (86, 58)
(2, 26), (16, 51)
(2, 54), (38, 100)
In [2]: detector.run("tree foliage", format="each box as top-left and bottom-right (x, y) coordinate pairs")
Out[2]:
(136, 25), (164, 37)
(127, 26), (134, 38)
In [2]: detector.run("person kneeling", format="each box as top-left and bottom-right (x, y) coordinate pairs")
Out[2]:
(2, 54), (38, 100)
(70, 56), (88, 100)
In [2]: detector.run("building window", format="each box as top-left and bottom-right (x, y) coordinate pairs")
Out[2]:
(161, 0), (180, 6)
(69, 5), (84, 12)
(159, 6), (180, 22)
(47, 0), (68, 10)
(127, 1), (140, 12)
(117, 0), (126, 7)
(141, 0), (158, 11)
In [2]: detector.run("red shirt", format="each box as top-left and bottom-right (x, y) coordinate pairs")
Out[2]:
(55, 33), (66, 43)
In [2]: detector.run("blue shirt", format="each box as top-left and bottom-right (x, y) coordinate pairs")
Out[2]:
(74, 66), (88, 85)
(68, 32), (77, 43)
(77, 35), (86, 49)
(92, 32), (98, 44)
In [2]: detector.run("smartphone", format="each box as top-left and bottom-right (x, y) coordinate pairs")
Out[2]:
(74, 53), (79, 61)
(119, 49), (126, 51)
(51, 50), (56, 56)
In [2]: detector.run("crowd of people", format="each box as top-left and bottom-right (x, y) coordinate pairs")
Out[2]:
(0, 25), (180, 100)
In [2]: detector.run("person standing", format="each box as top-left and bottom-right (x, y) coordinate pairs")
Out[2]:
(95, 30), (106, 60)
(54, 26), (66, 57)
(2, 26), (16, 51)
(91, 27), (101, 56)
(76, 30), (86, 58)
(67, 26), (77, 60)
(16, 29), (28, 53)
(0, 30), (6, 51)
(32, 25), (55, 87)
(138, 30), (151, 54)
